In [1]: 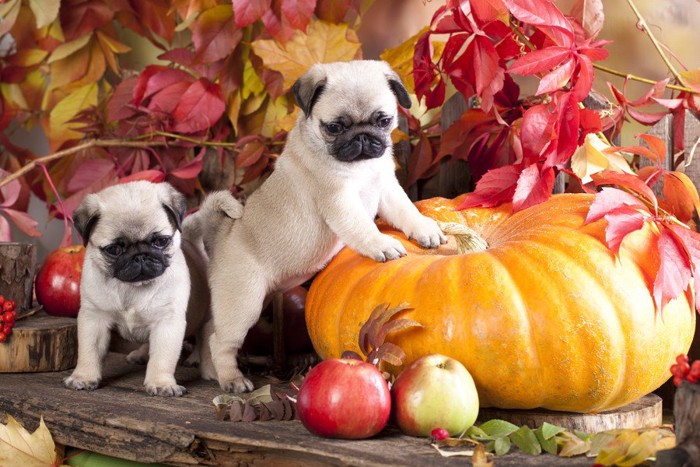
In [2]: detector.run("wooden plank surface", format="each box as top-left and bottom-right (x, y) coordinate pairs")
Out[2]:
(0, 353), (594, 466)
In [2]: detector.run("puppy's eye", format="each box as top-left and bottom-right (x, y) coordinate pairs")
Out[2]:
(324, 122), (343, 135)
(152, 236), (171, 249)
(378, 116), (392, 128)
(102, 244), (123, 257)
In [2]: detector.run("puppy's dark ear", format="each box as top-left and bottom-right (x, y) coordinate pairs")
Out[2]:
(293, 66), (327, 116)
(160, 183), (186, 232)
(386, 71), (412, 109)
(73, 194), (101, 246)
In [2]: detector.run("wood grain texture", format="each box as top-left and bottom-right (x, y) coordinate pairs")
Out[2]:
(0, 311), (77, 372)
(0, 242), (36, 311)
(0, 353), (595, 466)
(657, 382), (700, 467)
(478, 394), (662, 433)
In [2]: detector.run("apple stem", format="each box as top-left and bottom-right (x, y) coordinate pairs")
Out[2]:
(437, 222), (488, 254)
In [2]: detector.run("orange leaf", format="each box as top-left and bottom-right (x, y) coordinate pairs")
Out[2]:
(663, 171), (700, 223)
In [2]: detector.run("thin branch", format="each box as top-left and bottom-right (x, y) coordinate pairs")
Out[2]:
(624, 0), (689, 88)
(0, 139), (169, 189)
(593, 63), (696, 94)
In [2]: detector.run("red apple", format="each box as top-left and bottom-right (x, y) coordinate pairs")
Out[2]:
(297, 358), (391, 439)
(35, 245), (85, 318)
(391, 354), (479, 437)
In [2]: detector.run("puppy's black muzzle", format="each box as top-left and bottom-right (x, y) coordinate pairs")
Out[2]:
(334, 132), (387, 162)
(113, 244), (169, 282)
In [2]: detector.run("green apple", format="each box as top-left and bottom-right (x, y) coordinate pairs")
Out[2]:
(391, 354), (479, 437)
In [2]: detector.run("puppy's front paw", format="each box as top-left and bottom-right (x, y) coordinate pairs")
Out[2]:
(64, 374), (100, 391)
(406, 217), (447, 248)
(144, 373), (187, 396)
(126, 349), (149, 365)
(361, 234), (407, 262)
(220, 375), (254, 393)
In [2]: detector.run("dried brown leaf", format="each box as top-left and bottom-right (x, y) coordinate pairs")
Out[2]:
(241, 402), (257, 422)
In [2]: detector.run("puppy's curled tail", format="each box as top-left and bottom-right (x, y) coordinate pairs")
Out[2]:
(182, 191), (244, 245)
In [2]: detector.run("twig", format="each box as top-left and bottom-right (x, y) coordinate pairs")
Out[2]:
(593, 64), (696, 94)
(624, 0), (690, 88)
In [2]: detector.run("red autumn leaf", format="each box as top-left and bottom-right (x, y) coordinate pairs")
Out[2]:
(232, 0), (271, 28)
(170, 151), (204, 180)
(133, 66), (194, 108)
(603, 205), (648, 255)
(116, 0), (175, 44)
(569, 0), (604, 39)
(637, 166), (663, 188)
(469, 0), (509, 24)
(457, 164), (521, 209)
(171, 79), (225, 134)
(1, 207), (42, 238)
(508, 47), (571, 76)
(591, 170), (659, 213)
(637, 134), (667, 163)
(191, 5), (242, 64)
(118, 170), (166, 184)
(149, 81), (193, 115)
(67, 158), (115, 193)
(512, 163), (555, 212)
(668, 224), (700, 309)
(585, 187), (648, 224)
(407, 133), (435, 186)
(237, 141), (266, 169)
(502, 0), (575, 47)
(654, 228), (693, 312)
(571, 54), (594, 101)
(157, 48), (196, 68)
(281, 0), (316, 30)
(59, 0), (116, 41)
(520, 103), (557, 163)
(107, 77), (139, 122)
(536, 56), (575, 95)
(545, 92), (580, 168)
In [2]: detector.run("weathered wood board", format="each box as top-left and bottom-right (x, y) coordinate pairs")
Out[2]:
(0, 353), (597, 466)
(0, 311), (77, 372)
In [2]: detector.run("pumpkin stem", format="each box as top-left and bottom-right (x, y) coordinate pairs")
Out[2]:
(437, 221), (488, 254)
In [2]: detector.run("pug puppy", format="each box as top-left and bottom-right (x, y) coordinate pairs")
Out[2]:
(63, 180), (211, 396)
(201, 60), (446, 392)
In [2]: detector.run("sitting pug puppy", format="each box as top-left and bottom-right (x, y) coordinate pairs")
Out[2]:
(64, 180), (211, 396)
(201, 60), (447, 392)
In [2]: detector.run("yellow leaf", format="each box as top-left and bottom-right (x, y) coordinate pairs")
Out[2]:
(571, 133), (634, 184)
(251, 20), (362, 90)
(47, 34), (92, 64)
(0, 415), (62, 466)
(48, 82), (98, 151)
(614, 430), (661, 466)
(241, 60), (265, 100)
(260, 95), (293, 137)
(595, 430), (639, 466)
(227, 90), (242, 135)
(27, 0), (59, 28)
(48, 37), (106, 93)
(0, 0), (21, 37)
(11, 48), (49, 67)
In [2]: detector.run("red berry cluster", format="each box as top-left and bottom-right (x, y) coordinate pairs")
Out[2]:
(0, 296), (17, 343)
(671, 354), (700, 386)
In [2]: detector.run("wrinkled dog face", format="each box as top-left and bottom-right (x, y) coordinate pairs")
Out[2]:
(293, 60), (411, 163)
(74, 181), (186, 284)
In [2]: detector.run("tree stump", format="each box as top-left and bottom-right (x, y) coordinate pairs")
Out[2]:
(0, 242), (36, 311)
(656, 383), (700, 466)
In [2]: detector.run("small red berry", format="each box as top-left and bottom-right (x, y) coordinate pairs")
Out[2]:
(2, 301), (14, 312)
(430, 427), (450, 442)
(687, 373), (699, 384)
(0, 295), (4, 306)
(2, 311), (14, 324)
(676, 354), (689, 365)
(2, 324), (10, 335)
(673, 375), (684, 387)
(0, 331), (6, 342)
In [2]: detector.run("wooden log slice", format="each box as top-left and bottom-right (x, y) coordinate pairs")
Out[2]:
(0, 311), (77, 372)
(478, 394), (662, 433)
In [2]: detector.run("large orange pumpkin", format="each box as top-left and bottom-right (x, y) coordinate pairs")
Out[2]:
(306, 194), (696, 413)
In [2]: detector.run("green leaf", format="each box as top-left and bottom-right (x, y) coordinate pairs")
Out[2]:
(479, 419), (519, 438)
(558, 431), (592, 457)
(509, 426), (542, 455)
(466, 425), (492, 441)
(541, 422), (566, 440)
(534, 427), (558, 455)
(494, 436), (511, 456)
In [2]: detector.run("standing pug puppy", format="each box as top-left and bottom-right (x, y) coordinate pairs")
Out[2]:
(64, 181), (210, 396)
(206, 60), (446, 392)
